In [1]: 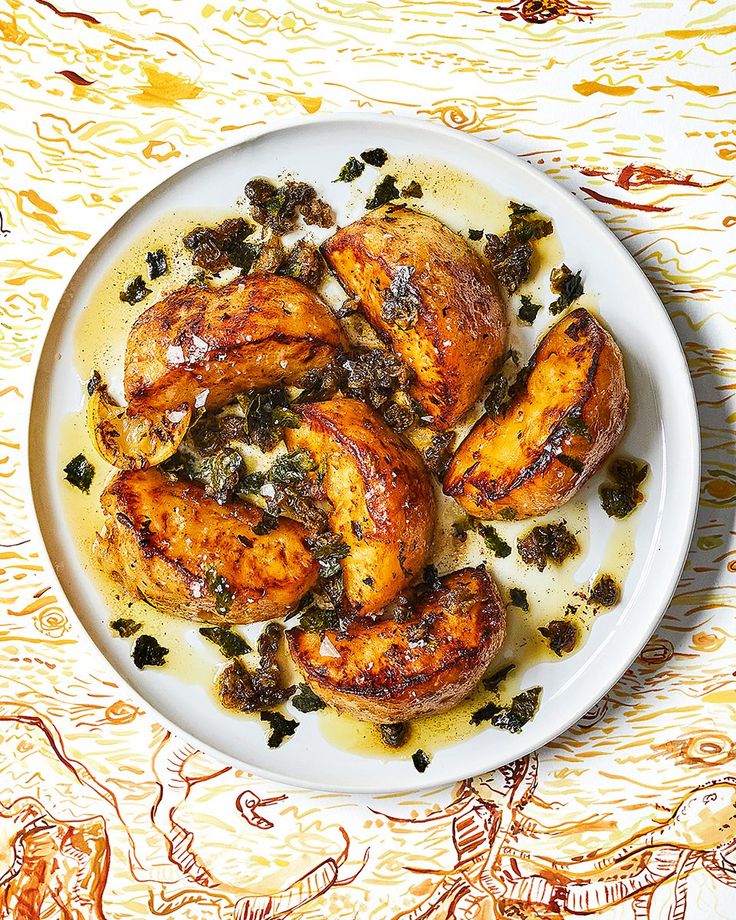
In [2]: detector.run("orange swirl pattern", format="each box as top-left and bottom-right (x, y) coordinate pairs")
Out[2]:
(1, 2), (735, 917)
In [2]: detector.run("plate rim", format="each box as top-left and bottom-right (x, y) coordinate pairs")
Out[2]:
(23, 111), (701, 793)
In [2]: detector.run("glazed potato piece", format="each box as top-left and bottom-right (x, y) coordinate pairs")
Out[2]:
(124, 273), (348, 413)
(288, 567), (506, 723)
(444, 308), (629, 520)
(322, 204), (507, 428)
(96, 468), (318, 624)
(284, 398), (435, 615)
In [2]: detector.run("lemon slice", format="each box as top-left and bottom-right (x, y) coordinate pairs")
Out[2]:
(87, 384), (191, 470)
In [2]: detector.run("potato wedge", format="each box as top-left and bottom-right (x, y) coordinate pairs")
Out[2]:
(96, 468), (318, 624)
(444, 308), (629, 520)
(124, 272), (348, 412)
(322, 204), (507, 427)
(287, 566), (506, 723)
(284, 397), (435, 615)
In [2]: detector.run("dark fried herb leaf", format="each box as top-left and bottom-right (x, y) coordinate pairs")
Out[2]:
(517, 522), (579, 571)
(483, 373), (510, 418)
(483, 662), (516, 692)
(203, 567), (234, 616)
(253, 510), (280, 535)
(278, 240), (323, 288)
(471, 686), (541, 732)
(380, 722), (408, 748)
(539, 619), (579, 656)
(199, 626), (251, 658)
(306, 532), (350, 579)
(485, 201), (553, 294)
(296, 605), (340, 634)
(599, 457), (648, 519)
(146, 249), (168, 279)
(196, 449), (243, 504)
(120, 275), (151, 305)
(401, 180), (423, 198)
(366, 175), (400, 210)
(549, 264), (584, 315)
(509, 587), (529, 611)
(518, 294), (542, 325)
(589, 574), (620, 608)
(238, 387), (299, 452)
(268, 449), (317, 484)
(63, 453), (95, 493)
(468, 228), (484, 241)
(291, 683), (326, 713)
(336, 156), (365, 182)
(411, 749), (431, 772)
(422, 431), (455, 479)
(260, 711), (298, 748)
(479, 525), (512, 559)
(110, 617), (142, 638)
(361, 147), (388, 167)
(132, 635), (168, 669)
(563, 414), (592, 441)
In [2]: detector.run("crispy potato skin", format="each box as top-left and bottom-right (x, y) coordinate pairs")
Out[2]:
(322, 204), (507, 428)
(96, 468), (318, 624)
(288, 566), (506, 722)
(284, 398), (435, 615)
(444, 308), (629, 520)
(124, 273), (348, 412)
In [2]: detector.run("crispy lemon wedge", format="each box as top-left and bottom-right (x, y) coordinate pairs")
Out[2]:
(87, 383), (191, 470)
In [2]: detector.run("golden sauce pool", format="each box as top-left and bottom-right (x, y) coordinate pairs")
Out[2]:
(59, 159), (640, 761)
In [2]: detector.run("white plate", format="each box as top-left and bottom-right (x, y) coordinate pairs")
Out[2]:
(26, 114), (699, 793)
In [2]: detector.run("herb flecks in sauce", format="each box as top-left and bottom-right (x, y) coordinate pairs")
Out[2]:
(146, 249), (168, 279)
(380, 722), (409, 748)
(484, 201), (553, 294)
(508, 587), (529, 611)
(518, 294), (542, 325)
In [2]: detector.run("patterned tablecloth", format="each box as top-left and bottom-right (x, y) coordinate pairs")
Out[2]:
(2, 1), (735, 917)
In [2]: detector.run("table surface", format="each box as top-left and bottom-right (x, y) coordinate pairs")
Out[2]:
(1, 1), (735, 918)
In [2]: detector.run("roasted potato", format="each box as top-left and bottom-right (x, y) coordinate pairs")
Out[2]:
(287, 566), (506, 723)
(284, 397), (435, 615)
(124, 273), (348, 413)
(444, 308), (629, 520)
(96, 468), (318, 624)
(322, 204), (508, 427)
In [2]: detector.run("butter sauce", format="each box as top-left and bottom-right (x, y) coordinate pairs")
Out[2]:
(58, 155), (639, 763)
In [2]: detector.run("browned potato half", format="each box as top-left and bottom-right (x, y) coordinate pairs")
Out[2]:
(284, 398), (435, 615)
(444, 308), (629, 520)
(96, 468), (318, 624)
(287, 566), (506, 723)
(124, 272), (348, 412)
(322, 204), (508, 427)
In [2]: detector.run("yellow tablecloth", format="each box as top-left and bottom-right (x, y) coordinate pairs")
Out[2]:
(1, 2), (735, 917)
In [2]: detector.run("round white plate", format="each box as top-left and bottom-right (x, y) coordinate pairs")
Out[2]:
(27, 114), (699, 793)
